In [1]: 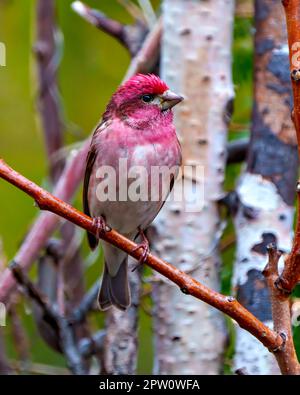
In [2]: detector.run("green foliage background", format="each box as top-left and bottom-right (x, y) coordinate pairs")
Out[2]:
(1, 0), (283, 374)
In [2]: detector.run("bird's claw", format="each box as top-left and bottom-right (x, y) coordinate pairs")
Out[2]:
(131, 239), (150, 272)
(92, 216), (111, 239)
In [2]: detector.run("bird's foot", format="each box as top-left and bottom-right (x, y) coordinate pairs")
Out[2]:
(92, 216), (111, 239)
(131, 229), (150, 272)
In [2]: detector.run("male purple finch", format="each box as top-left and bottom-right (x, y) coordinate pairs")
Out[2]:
(83, 74), (183, 310)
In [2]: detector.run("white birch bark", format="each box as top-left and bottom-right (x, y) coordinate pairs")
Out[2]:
(233, 174), (294, 374)
(149, 0), (235, 374)
(232, 0), (298, 374)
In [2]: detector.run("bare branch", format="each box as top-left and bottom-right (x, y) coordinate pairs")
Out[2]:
(72, 1), (128, 47)
(0, 159), (284, 353)
(34, 0), (64, 182)
(71, 1), (148, 56)
(278, 0), (300, 293)
(263, 244), (300, 374)
(123, 17), (162, 80)
(70, 282), (99, 324)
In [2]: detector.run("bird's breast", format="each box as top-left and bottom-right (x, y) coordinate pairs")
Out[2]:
(88, 124), (181, 233)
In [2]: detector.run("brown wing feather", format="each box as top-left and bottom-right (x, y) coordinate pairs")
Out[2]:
(83, 121), (110, 250)
(83, 147), (98, 249)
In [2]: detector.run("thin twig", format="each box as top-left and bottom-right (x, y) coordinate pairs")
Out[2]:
(72, 1), (128, 48)
(0, 159), (283, 353)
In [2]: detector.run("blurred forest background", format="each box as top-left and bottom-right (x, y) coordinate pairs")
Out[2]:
(1, 0), (294, 375)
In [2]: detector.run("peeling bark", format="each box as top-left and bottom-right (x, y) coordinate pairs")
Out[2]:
(232, 0), (298, 375)
(149, 0), (235, 374)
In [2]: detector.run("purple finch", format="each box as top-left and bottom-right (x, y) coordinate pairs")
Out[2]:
(83, 74), (183, 310)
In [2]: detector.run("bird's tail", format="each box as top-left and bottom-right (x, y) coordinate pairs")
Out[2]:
(98, 256), (131, 311)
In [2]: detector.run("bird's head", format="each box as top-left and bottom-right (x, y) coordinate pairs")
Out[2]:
(103, 74), (183, 127)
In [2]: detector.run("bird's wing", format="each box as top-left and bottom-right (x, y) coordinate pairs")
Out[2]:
(83, 120), (111, 250)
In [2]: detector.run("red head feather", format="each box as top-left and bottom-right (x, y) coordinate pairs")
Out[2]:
(120, 74), (169, 96)
(114, 74), (168, 103)
(103, 74), (169, 121)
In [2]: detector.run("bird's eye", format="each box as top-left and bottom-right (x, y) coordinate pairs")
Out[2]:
(142, 94), (154, 103)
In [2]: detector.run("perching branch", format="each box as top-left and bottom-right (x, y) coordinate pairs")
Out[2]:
(278, 0), (300, 293)
(0, 159), (283, 354)
(263, 244), (300, 375)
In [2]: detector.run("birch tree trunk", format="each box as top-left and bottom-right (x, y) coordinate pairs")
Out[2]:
(101, 259), (141, 374)
(232, 0), (298, 375)
(149, 0), (235, 374)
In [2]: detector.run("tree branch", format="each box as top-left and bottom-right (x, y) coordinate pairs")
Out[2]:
(72, 1), (128, 46)
(123, 17), (162, 81)
(70, 282), (99, 324)
(263, 244), (300, 374)
(0, 159), (284, 353)
(278, 0), (300, 293)
(34, 0), (64, 182)
(71, 1), (148, 57)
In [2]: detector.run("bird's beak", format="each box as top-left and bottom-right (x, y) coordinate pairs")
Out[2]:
(160, 90), (184, 110)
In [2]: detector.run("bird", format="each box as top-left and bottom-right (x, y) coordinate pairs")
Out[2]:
(83, 73), (183, 311)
